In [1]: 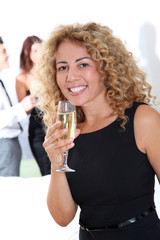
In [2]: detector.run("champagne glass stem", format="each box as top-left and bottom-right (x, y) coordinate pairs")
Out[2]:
(56, 151), (75, 172)
(63, 152), (67, 167)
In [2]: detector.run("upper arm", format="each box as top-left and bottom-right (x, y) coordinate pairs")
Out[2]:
(146, 108), (160, 183)
(16, 76), (27, 101)
(134, 104), (160, 182)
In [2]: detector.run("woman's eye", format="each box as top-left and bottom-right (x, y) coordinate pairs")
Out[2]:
(58, 66), (68, 71)
(80, 63), (88, 68)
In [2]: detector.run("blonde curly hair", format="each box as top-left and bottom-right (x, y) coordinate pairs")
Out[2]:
(33, 22), (155, 129)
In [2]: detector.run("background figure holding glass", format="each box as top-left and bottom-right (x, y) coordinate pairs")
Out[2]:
(16, 36), (51, 176)
(0, 36), (36, 176)
(33, 22), (160, 240)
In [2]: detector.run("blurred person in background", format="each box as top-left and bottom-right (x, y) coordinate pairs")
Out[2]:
(16, 36), (50, 176)
(0, 36), (36, 176)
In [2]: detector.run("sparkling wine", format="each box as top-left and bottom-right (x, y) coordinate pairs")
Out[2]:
(57, 110), (76, 139)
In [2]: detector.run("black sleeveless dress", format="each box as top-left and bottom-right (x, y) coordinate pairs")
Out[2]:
(27, 90), (50, 175)
(66, 102), (160, 240)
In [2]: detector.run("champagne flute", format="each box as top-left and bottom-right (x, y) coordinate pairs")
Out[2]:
(56, 101), (76, 172)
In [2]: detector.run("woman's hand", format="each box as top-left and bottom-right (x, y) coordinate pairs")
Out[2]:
(43, 121), (80, 171)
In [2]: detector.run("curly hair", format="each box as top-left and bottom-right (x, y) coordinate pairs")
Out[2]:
(20, 36), (42, 72)
(33, 22), (155, 129)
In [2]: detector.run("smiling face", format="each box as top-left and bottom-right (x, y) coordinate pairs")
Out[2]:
(0, 44), (9, 72)
(56, 40), (106, 107)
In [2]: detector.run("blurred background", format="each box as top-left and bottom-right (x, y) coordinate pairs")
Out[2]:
(1, 0), (160, 163)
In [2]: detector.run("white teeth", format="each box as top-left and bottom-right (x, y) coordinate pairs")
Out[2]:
(70, 86), (87, 93)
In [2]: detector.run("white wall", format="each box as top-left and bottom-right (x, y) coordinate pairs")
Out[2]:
(1, 0), (160, 107)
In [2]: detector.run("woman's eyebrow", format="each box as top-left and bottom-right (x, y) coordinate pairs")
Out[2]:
(56, 61), (67, 65)
(75, 57), (91, 62)
(56, 57), (91, 65)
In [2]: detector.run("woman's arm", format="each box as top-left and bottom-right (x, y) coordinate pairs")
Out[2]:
(44, 122), (80, 226)
(47, 170), (78, 226)
(134, 104), (160, 182)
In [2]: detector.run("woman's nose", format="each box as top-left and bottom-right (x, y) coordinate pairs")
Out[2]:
(66, 67), (79, 82)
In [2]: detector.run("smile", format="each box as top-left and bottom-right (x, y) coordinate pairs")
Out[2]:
(69, 86), (87, 93)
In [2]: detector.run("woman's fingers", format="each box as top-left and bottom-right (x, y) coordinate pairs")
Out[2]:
(46, 121), (80, 141)
(43, 122), (79, 160)
(44, 123), (80, 148)
(46, 121), (62, 138)
(44, 130), (74, 156)
(54, 137), (74, 149)
(45, 139), (74, 157)
(43, 122), (78, 170)
(44, 128), (68, 147)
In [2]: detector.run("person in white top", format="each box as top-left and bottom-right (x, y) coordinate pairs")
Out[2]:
(0, 36), (37, 176)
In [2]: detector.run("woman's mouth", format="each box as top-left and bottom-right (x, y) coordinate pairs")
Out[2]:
(69, 86), (87, 95)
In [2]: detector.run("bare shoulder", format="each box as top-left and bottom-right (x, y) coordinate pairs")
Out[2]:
(134, 104), (160, 181)
(134, 104), (160, 153)
(16, 72), (27, 83)
(134, 104), (160, 126)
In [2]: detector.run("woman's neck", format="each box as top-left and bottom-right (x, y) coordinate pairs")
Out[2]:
(79, 98), (117, 133)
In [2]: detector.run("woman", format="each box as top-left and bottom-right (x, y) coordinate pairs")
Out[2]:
(16, 36), (50, 176)
(33, 23), (160, 239)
